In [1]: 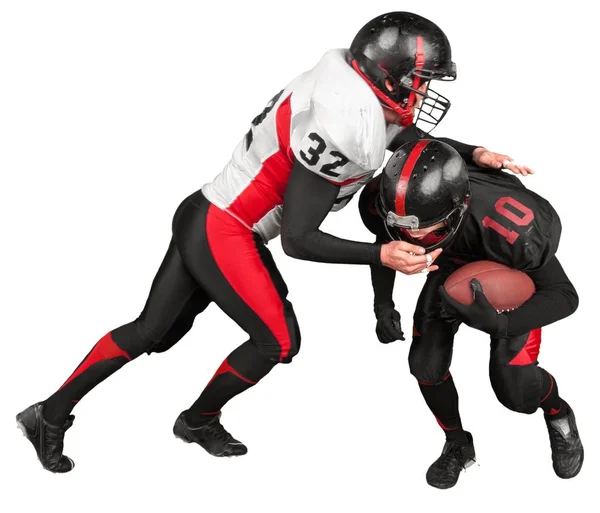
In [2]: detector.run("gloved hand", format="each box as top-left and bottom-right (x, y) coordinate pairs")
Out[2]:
(438, 278), (508, 337)
(374, 304), (405, 344)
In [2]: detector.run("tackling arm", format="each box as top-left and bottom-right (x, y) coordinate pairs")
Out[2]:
(280, 160), (382, 265)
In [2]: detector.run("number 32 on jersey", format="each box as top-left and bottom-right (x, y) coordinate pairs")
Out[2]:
(299, 132), (349, 178)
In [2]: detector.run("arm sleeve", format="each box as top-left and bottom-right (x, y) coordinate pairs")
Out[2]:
(280, 160), (382, 265)
(356, 181), (397, 313)
(387, 124), (479, 165)
(499, 257), (579, 338)
(436, 137), (479, 165)
(370, 236), (397, 315)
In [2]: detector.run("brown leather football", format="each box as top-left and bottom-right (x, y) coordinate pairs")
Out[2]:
(443, 261), (535, 312)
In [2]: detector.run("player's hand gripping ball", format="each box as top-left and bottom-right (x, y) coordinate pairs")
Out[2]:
(438, 261), (535, 336)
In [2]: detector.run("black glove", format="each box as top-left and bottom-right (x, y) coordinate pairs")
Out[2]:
(438, 279), (509, 337)
(374, 304), (405, 344)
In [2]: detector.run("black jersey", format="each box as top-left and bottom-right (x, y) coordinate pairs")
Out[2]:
(360, 167), (562, 271)
(359, 167), (578, 338)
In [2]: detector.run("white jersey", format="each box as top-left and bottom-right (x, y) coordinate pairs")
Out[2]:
(202, 49), (402, 242)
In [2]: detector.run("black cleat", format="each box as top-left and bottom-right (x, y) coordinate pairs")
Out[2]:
(545, 406), (584, 479)
(16, 403), (75, 473)
(173, 412), (248, 457)
(426, 432), (476, 489)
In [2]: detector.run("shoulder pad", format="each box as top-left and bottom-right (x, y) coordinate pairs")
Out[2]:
(310, 49), (387, 170)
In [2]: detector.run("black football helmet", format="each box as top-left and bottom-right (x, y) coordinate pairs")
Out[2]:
(349, 12), (456, 132)
(376, 139), (470, 251)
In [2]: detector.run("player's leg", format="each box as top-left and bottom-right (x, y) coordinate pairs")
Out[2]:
(17, 239), (211, 472)
(170, 191), (300, 456)
(489, 328), (583, 478)
(409, 265), (475, 489)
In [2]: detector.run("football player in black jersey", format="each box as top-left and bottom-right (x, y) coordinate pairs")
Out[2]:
(359, 140), (582, 489)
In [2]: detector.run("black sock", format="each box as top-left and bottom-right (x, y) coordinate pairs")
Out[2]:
(539, 369), (568, 420)
(185, 340), (277, 426)
(418, 373), (468, 442)
(42, 330), (138, 425)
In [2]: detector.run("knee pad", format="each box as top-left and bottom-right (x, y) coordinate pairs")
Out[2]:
(490, 364), (541, 414)
(283, 307), (301, 362)
(261, 300), (301, 363)
(145, 316), (195, 355)
(409, 357), (449, 385)
(254, 324), (301, 364)
(408, 333), (452, 385)
(112, 320), (161, 359)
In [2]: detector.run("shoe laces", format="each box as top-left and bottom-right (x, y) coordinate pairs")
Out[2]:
(204, 418), (235, 443)
(548, 420), (575, 451)
(437, 441), (473, 471)
(44, 417), (73, 457)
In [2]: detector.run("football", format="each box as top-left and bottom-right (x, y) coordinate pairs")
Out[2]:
(443, 261), (535, 312)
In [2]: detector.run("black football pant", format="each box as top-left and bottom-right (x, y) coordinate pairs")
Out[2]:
(43, 191), (301, 426)
(408, 262), (566, 439)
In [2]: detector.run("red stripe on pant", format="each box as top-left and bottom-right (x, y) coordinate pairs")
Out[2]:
(59, 332), (131, 390)
(509, 328), (542, 366)
(435, 416), (459, 431)
(206, 359), (257, 387)
(417, 371), (451, 386)
(205, 205), (292, 361)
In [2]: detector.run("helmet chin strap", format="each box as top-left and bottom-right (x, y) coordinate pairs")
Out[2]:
(350, 60), (414, 126)
(351, 36), (426, 127)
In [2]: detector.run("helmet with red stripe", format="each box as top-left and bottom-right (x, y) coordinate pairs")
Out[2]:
(376, 139), (470, 251)
(349, 12), (456, 132)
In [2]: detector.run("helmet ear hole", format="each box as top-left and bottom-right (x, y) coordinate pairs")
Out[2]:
(350, 12), (456, 130)
(384, 78), (397, 94)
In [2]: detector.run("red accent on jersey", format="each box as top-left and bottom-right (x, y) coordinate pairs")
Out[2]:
(482, 196), (535, 245)
(509, 328), (542, 366)
(495, 197), (535, 226)
(206, 359), (257, 387)
(326, 173), (371, 187)
(548, 407), (562, 416)
(59, 332), (131, 390)
(482, 216), (520, 244)
(395, 140), (430, 215)
(206, 204), (292, 361)
(227, 95), (293, 227)
(413, 325), (421, 337)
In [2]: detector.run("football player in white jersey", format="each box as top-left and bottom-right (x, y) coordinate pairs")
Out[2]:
(17, 12), (531, 472)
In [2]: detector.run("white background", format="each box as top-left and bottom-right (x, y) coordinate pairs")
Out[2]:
(1, 1), (597, 512)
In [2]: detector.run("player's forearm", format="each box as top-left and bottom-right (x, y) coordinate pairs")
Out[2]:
(370, 262), (396, 314)
(501, 258), (579, 337)
(282, 230), (381, 265)
(281, 160), (381, 265)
